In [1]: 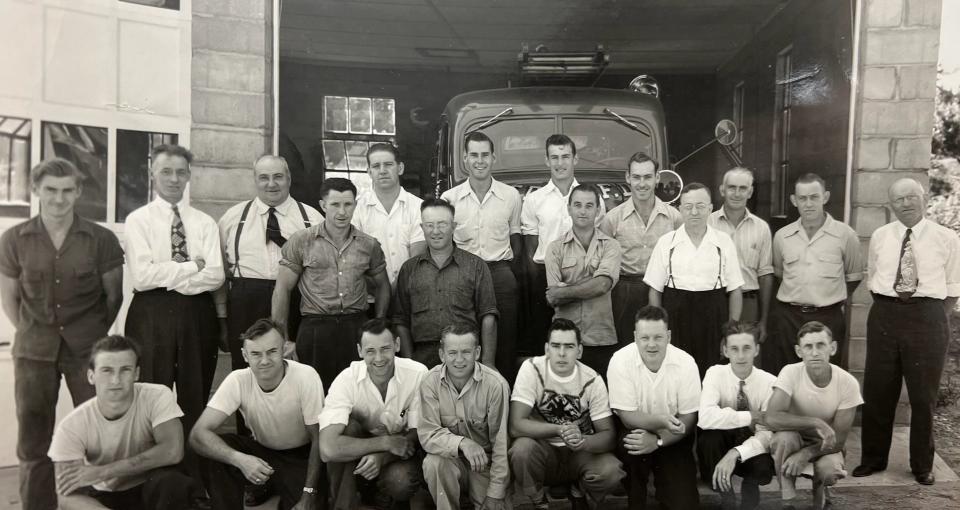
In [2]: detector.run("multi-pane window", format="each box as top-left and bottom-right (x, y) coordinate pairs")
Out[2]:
(41, 122), (109, 221)
(116, 129), (178, 222)
(772, 47), (793, 217)
(322, 95), (396, 194)
(0, 116), (31, 217)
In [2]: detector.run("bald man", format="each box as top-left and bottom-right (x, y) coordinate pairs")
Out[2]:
(855, 178), (960, 486)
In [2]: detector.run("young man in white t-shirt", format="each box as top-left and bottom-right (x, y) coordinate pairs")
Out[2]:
(607, 305), (701, 510)
(508, 318), (624, 509)
(190, 318), (326, 509)
(698, 321), (777, 510)
(47, 335), (198, 510)
(765, 321), (863, 510)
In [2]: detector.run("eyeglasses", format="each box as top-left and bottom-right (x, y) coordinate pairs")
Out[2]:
(422, 222), (452, 231)
(892, 194), (922, 206)
(679, 203), (710, 212)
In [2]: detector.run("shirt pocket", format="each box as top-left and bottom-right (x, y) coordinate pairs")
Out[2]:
(559, 255), (580, 282)
(817, 253), (843, 278)
(74, 262), (100, 297)
(742, 244), (760, 269)
(442, 284), (475, 314)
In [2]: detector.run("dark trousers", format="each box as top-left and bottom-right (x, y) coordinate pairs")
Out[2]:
(662, 287), (728, 378)
(204, 434), (324, 510)
(296, 313), (367, 391)
(14, 341), (95, 510)
(412, 341), (442, 369)
(697, 428), (775, 487)
(509, 437), (624, 504)
(580, 344), (619, 380)
(764, 299), (845, 375)
(522, 263), (552, 355)
(861, 295), (950, 474)
(488, 261), (519, 384)
(611, 276), (650, 346)
(82, 468), (196, 510)
(618, 432), (699, 510)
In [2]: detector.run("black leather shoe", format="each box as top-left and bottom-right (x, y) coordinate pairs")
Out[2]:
(852, 464), (886, 477)
(915, 472), (935, 485)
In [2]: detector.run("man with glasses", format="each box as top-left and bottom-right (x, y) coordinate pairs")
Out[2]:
(767, 174), (863, 375)
(392, 198), (499, 368)
(645, 183), (743, 376)
(854, 178), (960, 486)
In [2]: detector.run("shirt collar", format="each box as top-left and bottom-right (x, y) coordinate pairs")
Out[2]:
(315, 222), (359, 239)
(20, 214), (94, 236)
(783, 213), (843, 238)
(151, 195), (188, 211)
(560, 227), (612, 247)
(356, 359), (405, 385)
(715, 206), (758, 224)
(633, 343), (684, 369)
(895, 218), (928, 237)
(451, 178), (508, 202)
(415, 247), (465, 268)
(254, 196), (296, 216)
(440, 362), (484, 385)
(362, 188), (411, 208)
(668, 225), (721, 249)
(540, 178), (580, 197)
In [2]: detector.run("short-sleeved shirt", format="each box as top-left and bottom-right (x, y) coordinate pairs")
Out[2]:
(48, 383), (183, 492)
(280, 223), (387, 315)
(391, 248), (499, 344)
(0, 215), (124, 361)
(521, 179), (606, 264)
(773, 362), (863, 424)
(545, 229), (621, 346)
(707, 208), (774, 291)
(441, 178), (522, 262)
(868, 218), (960, 299)
(352, 189), (424, 285)
(607, 343), (701, 417)
(207, 360), (325, 450)
(600, 198), (682, 276)
(773, 214), (864, 306)
(318, 357), (428, 435)
(643, 226), (744, 292)
(512, 356), (612, 447)
(218, 196), (323, 280)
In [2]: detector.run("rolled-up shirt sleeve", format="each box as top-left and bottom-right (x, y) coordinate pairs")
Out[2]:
(595, 237), (622, 287)
(520, 197), (539, 236)
(317, 370), (355, 430)
(279, 231), (307, 275)
(843, 228), (865, 282)
(474, 261), (499, 319)
(607, 351), (638, 412)
(721, 236), (744, 292)
(642, 235), (670, 293)
(417, 374), (463, 457)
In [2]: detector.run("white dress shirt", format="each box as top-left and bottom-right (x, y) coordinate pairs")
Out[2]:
(218, 196), (323, 280)
(352, 188), (424, 284)
(125, 197), (224, 295)
(521, 178), (606, 264)
(317, 357), (428, 436)
(441, 178), (522, 261)
(699, 364), (776, 461)
(868, 218), (960, 299)
(643, 225), (744, 292)
(607, 343), (701, 417)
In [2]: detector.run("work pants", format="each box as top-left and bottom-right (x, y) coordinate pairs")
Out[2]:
(508, 437), (624, 505)
(610, 275), (650, 346)
(770, 431), (845, 501)
(662, 286), (728, 378)
(327, 457), (422, 510)
(488, 260), (519, 384)
(523, 263), (552, 355)
(618, 431), (699, 509)
(764, 299), (846, 376)
(82, 468), (197, 510)
(296, 312), (367, 391)
(697, 427), (775, 506)
(423, 453), (512, 510)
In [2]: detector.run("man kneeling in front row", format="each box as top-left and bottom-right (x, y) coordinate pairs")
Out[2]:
(190, 318), (327, 509)
(48, 335), (198, 509)
(509, 318), (624, 509)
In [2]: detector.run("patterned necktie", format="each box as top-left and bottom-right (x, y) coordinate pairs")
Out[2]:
(736, 380), (750, 411)
(266, 207), (287, 247)
(894, 228), (918, 299)
(170, 205), (190, 262)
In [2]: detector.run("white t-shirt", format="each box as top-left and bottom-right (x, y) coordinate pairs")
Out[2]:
(511, 356), (612, 447)
(607, 343), (701, 417)
(207, 360), (325, 450)
(48, 383), (183, 492)
(773, 362), (863, 423)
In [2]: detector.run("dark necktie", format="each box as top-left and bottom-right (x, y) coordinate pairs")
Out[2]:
(735, 379), (754, 441)
(894, 228), (917, 299)
(171, 205), (190, 262)
(266, 207), (287, 247)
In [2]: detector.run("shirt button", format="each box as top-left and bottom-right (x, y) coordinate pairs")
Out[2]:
(59, 326), (64, 331)
(56, 304), (61, 309)
(55, 279), (60, 284)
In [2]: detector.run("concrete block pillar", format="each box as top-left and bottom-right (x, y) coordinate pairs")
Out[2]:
(190, 0), (273, 218)
(850, 0), (942, 423)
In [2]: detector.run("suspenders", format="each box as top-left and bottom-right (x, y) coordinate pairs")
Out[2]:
(232, 200), (313, 278)
(665, 231), (723, 290)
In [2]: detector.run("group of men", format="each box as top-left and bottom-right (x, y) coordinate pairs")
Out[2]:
(0, 128), (955, 510)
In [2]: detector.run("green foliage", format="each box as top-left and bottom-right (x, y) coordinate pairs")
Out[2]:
(934, 80), (960, 159)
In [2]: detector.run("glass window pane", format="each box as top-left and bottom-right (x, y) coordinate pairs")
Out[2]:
(372, 98), (396, 135)
(324, 96), (349, 133)
(41, 122), (108, 222)
(348, 97), (372, 134)
(116, 129), (178, 222)
(345, 141), (369, 171)
(563, 117), (654, 170)
(0, 116), (31, 217)
(322, 140), (348, 170)
(457, 117), (556, 182)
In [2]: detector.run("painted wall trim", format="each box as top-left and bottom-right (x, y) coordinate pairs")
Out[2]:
(843, 0), (863, 224)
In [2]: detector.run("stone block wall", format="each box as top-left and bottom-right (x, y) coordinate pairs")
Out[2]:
(190, 0), (273, 219)
(850, 0), (942, 423)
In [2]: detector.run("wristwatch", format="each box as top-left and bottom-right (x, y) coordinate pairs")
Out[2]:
(302, 487), (316, 494)
(654, 433), (663, 447)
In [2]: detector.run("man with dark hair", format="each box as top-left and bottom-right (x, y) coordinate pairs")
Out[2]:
(0, 158), (125, 510)
(645, 182), (744, 376)
(855, 178), (960, 485)
(698, 321), (776, 510)
(123, 144), (224, 473)
(393, 198), (499, 368)
(441, 130), (523, 382)
(353, 143), (425, 286)
(48, 335), (198, 510)
(767, 173), (863, 374)
(272, 177), (390, 389)
(319, 318), (428, 510)
(765, 321), (862, 510)
(419, 325), (512, 510)
(191, 318), (326, 510)
(708, 168), (774, 341)
(521, 134), (606, 352)
(509, 318), (624, 509)
(607, 305), (700, 509)
(601, 152), (682, 345)
(545, 184), (622, 375)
